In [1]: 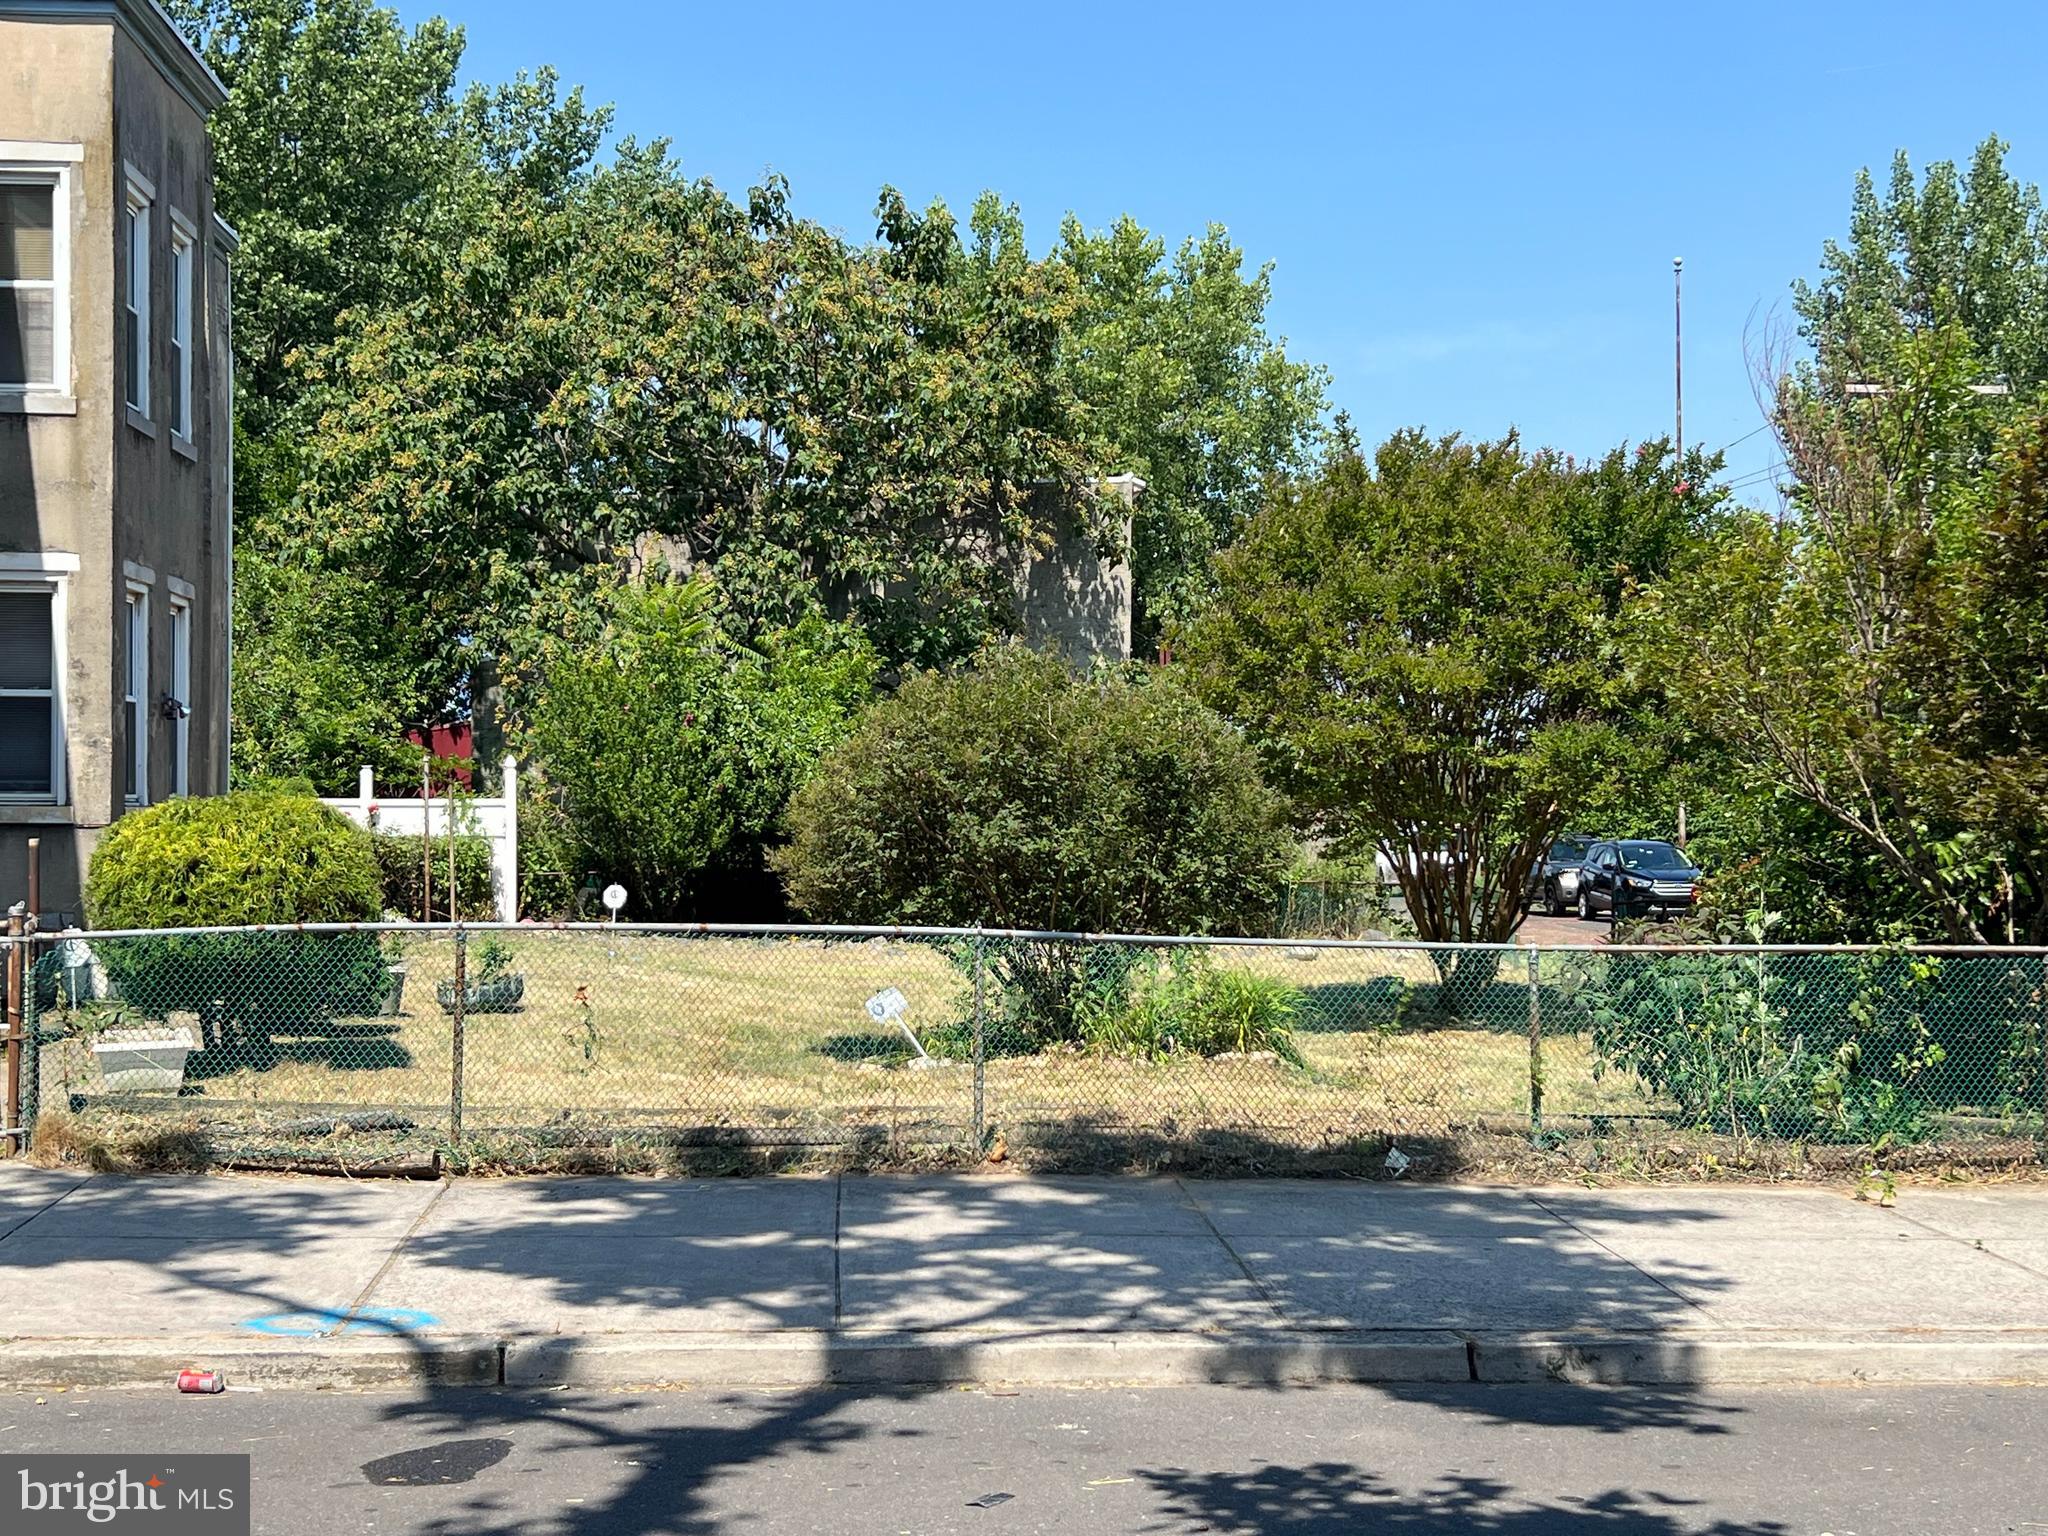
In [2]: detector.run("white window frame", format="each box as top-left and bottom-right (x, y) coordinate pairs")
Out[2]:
(0, 143), (79, 415)
(168, 209), (196, 448)
(124, 576), (151, 807)
(122, 163), (154, 423)
(0, 551), (75, 805)
(167, 582), (192, 796)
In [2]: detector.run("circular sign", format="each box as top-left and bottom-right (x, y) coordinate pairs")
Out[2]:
(601, 883), (628, 914)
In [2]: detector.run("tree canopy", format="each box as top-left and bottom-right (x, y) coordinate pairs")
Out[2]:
(170, 0), (1326, 788)
(1183, 429), (1718, 943)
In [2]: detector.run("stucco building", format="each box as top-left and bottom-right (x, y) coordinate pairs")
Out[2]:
(0, 0), (234, 922)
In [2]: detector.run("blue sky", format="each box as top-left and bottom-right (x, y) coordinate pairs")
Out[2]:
(402, 0), (2048, 496)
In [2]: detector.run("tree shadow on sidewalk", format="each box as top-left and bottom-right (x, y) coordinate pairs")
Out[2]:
(0, 1160), (1772, 1533)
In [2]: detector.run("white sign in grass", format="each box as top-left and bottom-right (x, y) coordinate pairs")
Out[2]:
(864, 987), (929, 1061)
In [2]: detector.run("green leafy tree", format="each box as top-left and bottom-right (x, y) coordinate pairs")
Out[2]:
(176, 2), (1332, 776)
(778, 646), (1290, 1044)
(85, 791), (386, 1056)
(1184, 430), (1713, 947)
(522, 579), (877, 917)
(1794, 135), (2048, 394)
(1056, 216), (1328, 644)
(1633, 330), (2048, 943)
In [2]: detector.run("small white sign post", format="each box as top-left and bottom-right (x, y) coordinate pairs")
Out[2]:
(601, 884), (627, 923)
(864, 986), (929, 1061)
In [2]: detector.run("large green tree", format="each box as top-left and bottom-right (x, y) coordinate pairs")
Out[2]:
(1056, 216), (1328, 645)
(1633, 331), (2048, 944)
(1794, 135), (2048, 394)
(1183, 429), (1714, 945)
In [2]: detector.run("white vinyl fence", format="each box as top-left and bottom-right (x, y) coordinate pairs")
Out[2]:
(322, 757), (520, 920)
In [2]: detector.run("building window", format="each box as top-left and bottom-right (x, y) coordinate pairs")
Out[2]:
(0, 587), (58, 797)
(123, 168), (153, 418)
(169, 216), (194, 441)
(168, 594), (191, 796)
(125, 584), (149, 805)
(0, 170), (65, 391)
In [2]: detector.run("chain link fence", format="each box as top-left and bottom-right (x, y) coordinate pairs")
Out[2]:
(5, 924), (2044, 1170)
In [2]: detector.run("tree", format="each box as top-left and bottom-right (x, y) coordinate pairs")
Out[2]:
(1056, 216), (1328, 645)
(1183, 430), (1712, 948)
(777, 646), (1289, 934)
(175, 2), (1333, 777)
(1632, 331), (2048, 944)
(166, 0), (608, 785)
(521, 579), (877, 917)
(1793, 136), (2048, 395)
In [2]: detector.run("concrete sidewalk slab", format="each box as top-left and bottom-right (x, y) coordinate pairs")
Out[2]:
(1188, 1181), (1566, 1241)
(420, 1175), (838, 1239)
(6, 1167), (2048, 1389)
(1232, 1233), (1702, 1331)
(0, 1168), (88, 1241)
(24, 1172), (440, 1240)
(839, 1173), (1210, 1239)
(0, 1235), (410, 1335)
(837, 1235), (1277, 1331)
(1889, 1190), (2048, 1243)
(369, 1231), (837, 1334)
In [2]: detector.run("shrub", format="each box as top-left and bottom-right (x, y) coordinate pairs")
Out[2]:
(1560, 938), (2031, 1143)
(780, 647), (1290, 932)
(83, 792), (387, 1059)
(522, 580), (878, 917)
(88, 791), (381, 929)
(373, 829), (496, 920)
(778, 647), (1293, 1043)
(1082, 954), (1307, 1065)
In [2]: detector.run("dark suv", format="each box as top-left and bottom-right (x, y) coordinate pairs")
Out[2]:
(1576, 839), (1701, 921)
(1528, 832), (1597, 916)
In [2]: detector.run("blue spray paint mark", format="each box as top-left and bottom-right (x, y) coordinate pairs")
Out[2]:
(239, 1306), (439, 1337)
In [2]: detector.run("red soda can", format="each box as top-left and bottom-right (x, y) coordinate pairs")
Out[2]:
(176, 1368), (226, 1394)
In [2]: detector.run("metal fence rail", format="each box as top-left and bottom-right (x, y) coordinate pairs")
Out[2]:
(5, 924), (2044, 1167)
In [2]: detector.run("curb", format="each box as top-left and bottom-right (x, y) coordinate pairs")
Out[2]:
(12, 1328), (2048, 1390)
(502, 1330), (1476, 1388)
(0, 1335), (501, 1390)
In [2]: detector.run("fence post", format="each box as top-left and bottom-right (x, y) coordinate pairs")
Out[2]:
(21, 839), (36, 1148)
(2040, 953), (2047, 1158)
(971, 930), (986, 1152)
(450, 926), (467, 1143)
(3, 906), (24, 1158)
(1526, 945), (1543, 1136)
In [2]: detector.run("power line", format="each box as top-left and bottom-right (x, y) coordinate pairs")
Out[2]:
(1712, 422), (1773, 454)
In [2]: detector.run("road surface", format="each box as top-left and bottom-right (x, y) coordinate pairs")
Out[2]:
(4, 1381), (2040, 1534)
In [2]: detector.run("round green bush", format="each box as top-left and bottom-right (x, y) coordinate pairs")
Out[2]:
(777, 648), (1293, 1044)
(778, 647), (1291, 934)
(85, 792), (386, 1059)
(88, 791), (381, 928)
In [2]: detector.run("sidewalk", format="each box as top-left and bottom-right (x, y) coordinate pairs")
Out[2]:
(2, 1165), (2046, 1390)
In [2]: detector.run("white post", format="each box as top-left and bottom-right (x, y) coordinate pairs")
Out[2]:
(501, 755), (520, 921)
(358, 764), (374, 808)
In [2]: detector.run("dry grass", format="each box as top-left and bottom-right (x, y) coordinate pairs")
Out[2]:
(32, 935), (1658, 1151)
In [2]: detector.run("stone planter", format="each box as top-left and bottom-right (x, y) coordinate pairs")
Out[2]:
(379, 964), (410, 1017)
(92, 1030), (193, 1093)
(436, 974), (525, 1014)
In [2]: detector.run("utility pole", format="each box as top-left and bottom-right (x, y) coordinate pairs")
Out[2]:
(1673, 256), (1684, 463)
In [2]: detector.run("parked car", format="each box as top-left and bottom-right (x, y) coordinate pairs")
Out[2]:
(1575, 839), (1701, 921)
(1528, 832), (1598, 915)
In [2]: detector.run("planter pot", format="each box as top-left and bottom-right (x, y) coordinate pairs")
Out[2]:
(379, 964), (410, 1017)
(92, 1033), (192, 1093)
(436, 974), (525, 1015)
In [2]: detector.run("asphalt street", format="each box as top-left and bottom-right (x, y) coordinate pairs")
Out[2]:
(4, 1381), (2042, 1535)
